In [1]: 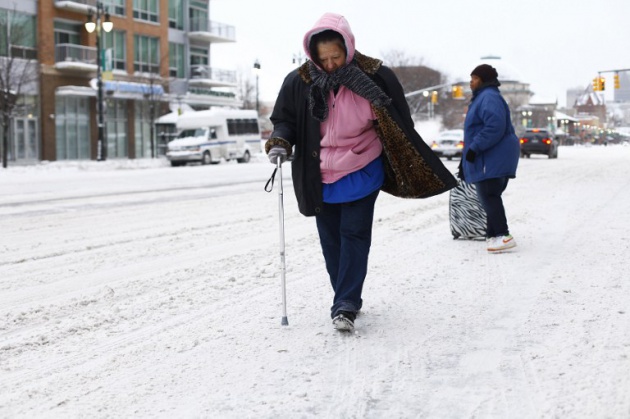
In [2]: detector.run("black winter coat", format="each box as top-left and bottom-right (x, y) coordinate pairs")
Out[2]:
(267, 51), (457, 216)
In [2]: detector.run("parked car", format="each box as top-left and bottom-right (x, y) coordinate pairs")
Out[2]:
(430, 129), (464, 160)
(519, 128), (558, 159)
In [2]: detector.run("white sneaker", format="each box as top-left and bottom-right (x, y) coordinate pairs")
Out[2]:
(332, 313), (355, 332)
(487, 234), (516, 252)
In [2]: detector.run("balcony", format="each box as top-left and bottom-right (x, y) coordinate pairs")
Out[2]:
(188, 19), (236, 43)
(54, 0), (95, 14)
(55, 44), (97, 72)
(189, 65), (237, 88)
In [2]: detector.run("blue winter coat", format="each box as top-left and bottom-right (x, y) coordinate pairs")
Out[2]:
(462, 86), (520, 183)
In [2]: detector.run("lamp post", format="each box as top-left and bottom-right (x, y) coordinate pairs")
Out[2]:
(521, 110), (532, 128)
(85, 2), (113, 161)
(253, 60), (261, 113)
(547, 115), (556, 132)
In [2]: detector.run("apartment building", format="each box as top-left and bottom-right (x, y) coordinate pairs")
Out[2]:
(0, 1), (38, 163)
(0, 0), (239, 163)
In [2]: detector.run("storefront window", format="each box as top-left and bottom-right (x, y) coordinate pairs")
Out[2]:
(55, 96), (91, 160)
(106, 99), (128, 158)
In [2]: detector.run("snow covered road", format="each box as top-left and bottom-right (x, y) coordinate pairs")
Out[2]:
(1, 147), (629, 418)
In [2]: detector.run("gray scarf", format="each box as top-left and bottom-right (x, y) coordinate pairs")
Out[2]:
(308, 60), (391, 122)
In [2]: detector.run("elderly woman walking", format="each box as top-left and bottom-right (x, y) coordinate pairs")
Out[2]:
(266, 13), (456, 331)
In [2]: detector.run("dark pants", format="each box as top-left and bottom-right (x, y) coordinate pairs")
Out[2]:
(315, 190), (379, 319)
(474, 177), (510, 238)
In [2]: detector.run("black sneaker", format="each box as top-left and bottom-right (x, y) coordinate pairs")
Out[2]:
(332, 311), (355, 332)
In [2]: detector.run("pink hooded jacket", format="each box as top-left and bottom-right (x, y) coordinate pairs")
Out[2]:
(303, 13), (383, 184)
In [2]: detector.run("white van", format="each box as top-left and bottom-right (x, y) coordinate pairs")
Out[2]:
(166, 109), (261, 166)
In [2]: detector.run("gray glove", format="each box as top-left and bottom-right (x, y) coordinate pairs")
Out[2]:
(268, 146), (288, 165)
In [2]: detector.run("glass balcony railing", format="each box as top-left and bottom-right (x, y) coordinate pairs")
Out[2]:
(55, 1), (125, 16)
(190, 65), (237, 84)
(55, 43), (96, 65)
(54, 0), (97, 8)
(188, 18), (236, 41)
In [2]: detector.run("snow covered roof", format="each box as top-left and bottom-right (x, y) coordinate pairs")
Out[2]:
(529, 95), (557, 105)
(554, 111), (578, 122)
(155, 111), (179, 125)
(575, 91), (605, 106)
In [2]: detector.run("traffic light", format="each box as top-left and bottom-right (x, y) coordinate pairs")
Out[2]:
(452, 85), (464, 99)
(593, 77), (600, 91)
(431, 90), (438, 104)
(600, 77), (606, 91)
(614, 73), (620, 89)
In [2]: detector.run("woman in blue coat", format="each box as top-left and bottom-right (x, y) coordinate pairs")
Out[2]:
(461, 64), (520, 252)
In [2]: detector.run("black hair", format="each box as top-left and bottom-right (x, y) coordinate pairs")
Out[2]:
(309, 30), (346, 67)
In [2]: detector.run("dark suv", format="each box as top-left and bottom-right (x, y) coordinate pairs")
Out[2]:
(519, 129), (558, 159)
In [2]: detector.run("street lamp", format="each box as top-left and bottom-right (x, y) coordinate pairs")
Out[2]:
(85, 2), (113, 161)
(422, 90), (433, 119)
(253, 60), (261, 113)
(521, 110), (532, 128)
(547, 115), (556, 132)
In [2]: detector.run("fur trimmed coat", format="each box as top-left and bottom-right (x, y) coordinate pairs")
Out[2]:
(267, 51), (457, 217)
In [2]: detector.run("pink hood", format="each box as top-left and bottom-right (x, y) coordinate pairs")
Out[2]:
(303, 13), (355, 65)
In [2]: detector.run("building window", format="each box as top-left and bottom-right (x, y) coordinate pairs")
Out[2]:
(134, 34), (160, 74)
(168, 42), (184, 78)
(188, 2), (208, 32)
(55, 96), (91, 160)
(189, 47), (208, 79)
(168, 0), (184, 29)
(105, 99), (128, 158)
(54, 21), (81, 45)
(133, 0), (159, 23)
(190, 46), (208, 66)
(103, 30), (126, 71)
(0, 9), (37, 59)
(102, 0), (125, 17)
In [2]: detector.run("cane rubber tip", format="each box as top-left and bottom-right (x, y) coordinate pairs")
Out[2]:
(281, 317), (289, 326)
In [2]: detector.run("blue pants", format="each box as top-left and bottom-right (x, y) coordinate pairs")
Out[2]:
(474, 177), (510, 238)
(315, 190), (379, 319)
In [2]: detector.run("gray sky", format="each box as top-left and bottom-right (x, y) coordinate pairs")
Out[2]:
(211, 0), (629, 108)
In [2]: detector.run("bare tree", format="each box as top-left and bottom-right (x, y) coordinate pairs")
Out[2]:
(140, 72), (167, 158)
(382, 49), (468, 129)
(136, 53), (172, 158)
(381, 49), (424, 68)
(382, 50), (445, 120)
(0, 8), (38, 168)
(238, 73), (256, 110)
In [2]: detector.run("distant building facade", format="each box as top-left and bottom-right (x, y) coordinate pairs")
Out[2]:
(1, 0), (241, 163)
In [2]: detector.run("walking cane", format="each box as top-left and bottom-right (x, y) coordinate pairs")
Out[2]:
(276, 159), (289, 326)
(265, 159), (289, 326)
